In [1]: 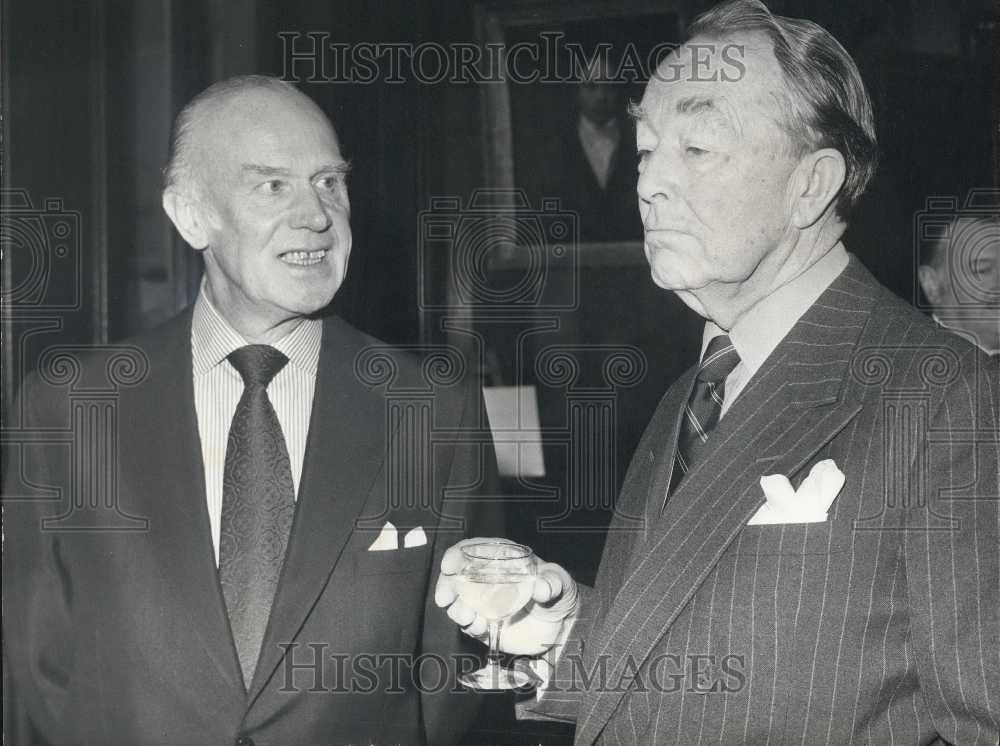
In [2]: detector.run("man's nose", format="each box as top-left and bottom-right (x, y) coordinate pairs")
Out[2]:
(637, 148), (673, 205)
(292, 187), (333, 232)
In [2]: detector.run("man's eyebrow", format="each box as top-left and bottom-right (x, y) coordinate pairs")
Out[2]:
(240, 162), (353, 178)
(316, 160), (352, 175)
(628, 97), (734, 122)
(676, 96), (718, 115)
(241, 163), (292, 178)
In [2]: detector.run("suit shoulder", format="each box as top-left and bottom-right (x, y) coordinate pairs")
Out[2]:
(15, 310), (190, 410)
(118, 307), (193, 350)
(323, 316), (423, 376)
(323, 317), (478, 406)
(861, 279), (981, 357)
(853, 283), (996, 409)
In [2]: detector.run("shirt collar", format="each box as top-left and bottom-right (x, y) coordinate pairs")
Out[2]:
(701, 243), (850, 378)
(578, 114), (621, 146)
(191, 285), (323, 377)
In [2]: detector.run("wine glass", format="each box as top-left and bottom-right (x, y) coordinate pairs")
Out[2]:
(455, 541), (537, 690)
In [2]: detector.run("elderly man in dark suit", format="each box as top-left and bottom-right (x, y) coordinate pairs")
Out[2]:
(436, 2), (999, 744)
(4, 75), (498, 745)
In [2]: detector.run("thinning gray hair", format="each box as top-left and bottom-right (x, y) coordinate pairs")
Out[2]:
(689, 0), (878, 220)
(162, 74), (302, 193)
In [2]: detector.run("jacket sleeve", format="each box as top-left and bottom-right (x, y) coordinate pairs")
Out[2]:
(514, 583), (596, 723)
(904, 350), (999, 744)
(3, 374), (76, 745)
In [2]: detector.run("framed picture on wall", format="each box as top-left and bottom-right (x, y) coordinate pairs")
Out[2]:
(474, 0), (690, 267)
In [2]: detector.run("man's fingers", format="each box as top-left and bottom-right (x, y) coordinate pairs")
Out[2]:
(434, 573), (457, 608)
(533, 563), (566, 603)
(438, 538), (474, 575)
(446, 599), (477, 628)
(464, 616), (488, 638)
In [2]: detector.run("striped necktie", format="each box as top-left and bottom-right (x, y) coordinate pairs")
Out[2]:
(669, 335), (741, 495)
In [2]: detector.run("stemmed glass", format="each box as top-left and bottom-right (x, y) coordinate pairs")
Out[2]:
(455, 541), (537, 690)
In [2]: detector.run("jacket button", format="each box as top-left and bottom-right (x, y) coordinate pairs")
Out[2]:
(235, 737), (255, 746)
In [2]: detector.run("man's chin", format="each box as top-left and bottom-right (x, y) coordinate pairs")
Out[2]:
(647, 262), (692, 292)
(281, 281), (341, 318)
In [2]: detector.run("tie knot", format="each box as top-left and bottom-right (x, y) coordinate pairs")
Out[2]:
(697, 335), (740, 383)
(228, 345), (289, 389)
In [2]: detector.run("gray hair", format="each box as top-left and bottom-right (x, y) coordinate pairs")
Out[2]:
(689, 0), (878, 220)
(163, 74), (302, 193)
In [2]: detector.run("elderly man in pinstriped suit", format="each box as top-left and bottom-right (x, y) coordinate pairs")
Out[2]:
(436, 1), (999, 743)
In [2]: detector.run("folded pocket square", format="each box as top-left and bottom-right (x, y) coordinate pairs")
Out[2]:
(368, 521), (398, 551)
(747, 503), (828, 525)
(403, 526), (427, 548)
(747, 459), (845, 526)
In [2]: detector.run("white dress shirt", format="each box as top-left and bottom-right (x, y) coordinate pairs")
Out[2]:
(702, 243), (850, 417)
(190, 289), (322, 564)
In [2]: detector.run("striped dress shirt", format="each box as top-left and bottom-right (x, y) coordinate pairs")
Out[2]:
(190, 290), (322, 564)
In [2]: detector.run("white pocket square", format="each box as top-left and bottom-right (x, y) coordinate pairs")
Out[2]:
(403, 526), (427, 548)
(747, 459), (845, 525)
(368, 521), (398, 551)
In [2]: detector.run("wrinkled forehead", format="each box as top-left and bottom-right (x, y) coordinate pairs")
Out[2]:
(640, 32), (787, 125)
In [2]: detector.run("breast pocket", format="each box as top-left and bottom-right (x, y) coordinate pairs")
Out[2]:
(354, 544), (431, 576)
(353, 545), (432, 653)
(737, 516), (850, 556)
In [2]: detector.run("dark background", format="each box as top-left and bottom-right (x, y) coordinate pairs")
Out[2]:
(4, 0), (996, 349)
(2, 1), (997, 744)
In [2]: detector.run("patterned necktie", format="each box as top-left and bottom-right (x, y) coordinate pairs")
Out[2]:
(219, 344), (296, 690)
(669, 335), (741, 495)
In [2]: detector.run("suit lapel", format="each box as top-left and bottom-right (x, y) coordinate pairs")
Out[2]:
(574, 259), (878, 745)
(135, 310), (246, 698)
(248, 316), (390, 703)
(637, 368), (693, 557)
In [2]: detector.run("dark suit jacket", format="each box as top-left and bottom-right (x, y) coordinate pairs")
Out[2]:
(528, 257), (999, 744)
(3, 310), (500, 745)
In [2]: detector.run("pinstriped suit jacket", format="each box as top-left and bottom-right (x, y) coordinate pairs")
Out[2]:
(527, 257), (999, 745)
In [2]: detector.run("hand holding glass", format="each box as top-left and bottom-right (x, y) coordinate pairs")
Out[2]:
(455, 541), (536, 690)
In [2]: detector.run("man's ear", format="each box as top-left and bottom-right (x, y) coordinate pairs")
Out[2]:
(162, 188), (211, 250)
(917, 264), (944, 305)
(790, 148), (847, 229)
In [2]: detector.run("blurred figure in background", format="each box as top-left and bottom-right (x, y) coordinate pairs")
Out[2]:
(534, 50), (642, 242)
(918, 214), (999, 355)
